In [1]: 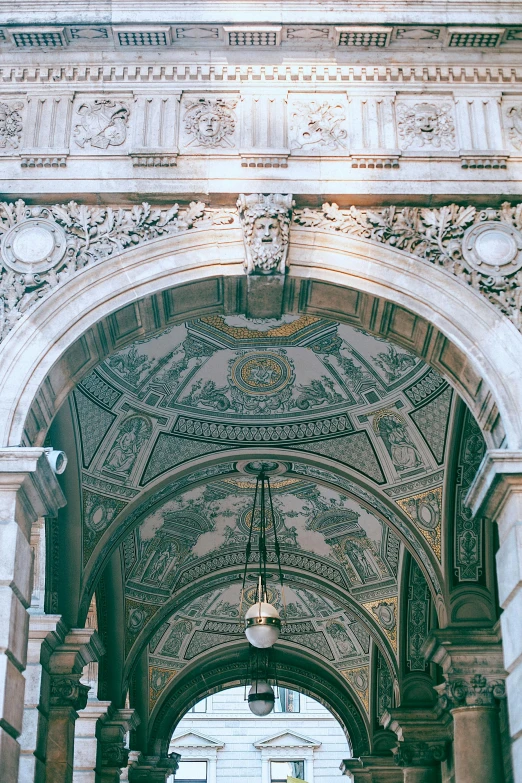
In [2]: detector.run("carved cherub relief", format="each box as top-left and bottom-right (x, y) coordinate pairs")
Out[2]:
(183, 97), (237, 147)
(397, 101), (456, 149)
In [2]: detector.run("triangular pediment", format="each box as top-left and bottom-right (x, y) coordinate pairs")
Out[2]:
(254, 731), (321, 749)
(171, 731), (225, 748)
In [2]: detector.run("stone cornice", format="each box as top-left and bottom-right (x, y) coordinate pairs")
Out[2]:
(2, 1), (522, 26)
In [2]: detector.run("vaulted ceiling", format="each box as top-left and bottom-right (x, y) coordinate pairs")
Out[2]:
(47, 311), (495, 755)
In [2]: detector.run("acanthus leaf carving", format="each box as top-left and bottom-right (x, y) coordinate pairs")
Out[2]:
(50, 675), (90, 711)
(0, 200), (236, 343)
(294, 201), (522, 331)
(435, 673), (506, 709)
(237, 193), (294, 275)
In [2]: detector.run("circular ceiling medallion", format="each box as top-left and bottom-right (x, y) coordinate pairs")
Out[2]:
(1, 218), (67, 275)
(230, 352), (293, 396)
(238, 460), (287, 476)
(462, 221), (522, 276)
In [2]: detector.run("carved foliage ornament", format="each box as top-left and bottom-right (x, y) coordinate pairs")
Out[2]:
(436, 673), (506, 709)
(397, 102), (456, 150)
(506, 104), (522, 151)
(183, 97), (237, 148)
(393, 742), (448, 768)
(50, 675), (90, 711)
(74, 99), (129, 149)
(237, 193), (294, 275)
(0, 101), (23, 150)
(294, 202), (522, 330)
(0, 200), (235, 342)
(290, 100), (348, 151)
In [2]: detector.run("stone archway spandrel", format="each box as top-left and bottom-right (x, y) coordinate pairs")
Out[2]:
(0, 208), (521, 450)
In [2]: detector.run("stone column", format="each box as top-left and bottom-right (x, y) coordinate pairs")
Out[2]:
(18, 613), (63, 783)
(72, 698), (112, 783)
(423, 627), (506, 783)
(381, 708), (451, 783)
(466, 451), (522, 782)
(0, 448), (65, 783)
(341, 755), (403, 782)
(96, 708), (140, 783)
(39, 627), (105, 783)
(127, 753), (180, 783)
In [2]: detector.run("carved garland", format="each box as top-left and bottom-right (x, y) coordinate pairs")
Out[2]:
(0, 200), (235, 342)
(294, 202), (522, 331)
(2, 197), (522, 346)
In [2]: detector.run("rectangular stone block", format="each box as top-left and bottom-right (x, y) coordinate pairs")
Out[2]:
(506, 665), (522, 741)
(0, 587), (29, 667)
(500, 589), (522, 672)
(0, 654), (26, 737)
(0, 725), (21, 783)
(496, 522), (522, 607)
(0, 520), (33, 605)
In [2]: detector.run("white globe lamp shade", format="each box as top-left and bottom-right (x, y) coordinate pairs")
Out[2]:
(245, 602), (281, 648)
(248, 682), (275, 716)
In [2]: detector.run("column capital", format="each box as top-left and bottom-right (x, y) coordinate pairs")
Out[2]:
(50, 674), (90, 711)
(392, 741), (449, 768)
(381, 707), (451, 769)
(435, 674), (506, 709)
(422, 627), (506, 710)
(97, 707), (141, 780)
(128, 752), (180, 783)
(341, 755), (403, 781)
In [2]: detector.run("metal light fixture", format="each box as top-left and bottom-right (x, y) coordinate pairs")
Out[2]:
(245, 647), (278, 716)
(240, 469), (285, 649)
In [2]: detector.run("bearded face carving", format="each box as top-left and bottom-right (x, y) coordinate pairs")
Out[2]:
(237, 193), (294, 275)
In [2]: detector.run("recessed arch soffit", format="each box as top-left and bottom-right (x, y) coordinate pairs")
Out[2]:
(71, 316), (455, 606)
(146, 581), (381, 725)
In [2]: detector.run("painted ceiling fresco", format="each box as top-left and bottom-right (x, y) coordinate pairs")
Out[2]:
(147, 583), (373, 716)
(122, 477), (400, 657)
(66, 314), (454, 727)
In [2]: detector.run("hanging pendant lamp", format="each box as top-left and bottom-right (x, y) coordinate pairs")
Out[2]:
(245, 646), (278, 716)
(239, 469), (285, 649)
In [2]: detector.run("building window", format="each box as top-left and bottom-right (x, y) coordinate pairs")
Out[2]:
(274, 688), (300, 713)
(188, 698), (207, 713)
(270, 760), (305, 781)
(175, 760), (208, 783)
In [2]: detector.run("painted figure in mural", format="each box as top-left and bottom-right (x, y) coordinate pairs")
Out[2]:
(328, 621), (356, 656)
(375, 413), (423, 471)
(104, 416), (152, 475)
(344, 540), (378, 581)
(143, 541), (178, 583)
